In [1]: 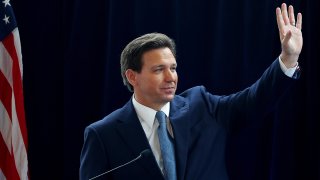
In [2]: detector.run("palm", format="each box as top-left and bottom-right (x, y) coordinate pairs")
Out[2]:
(280, 24), (303, 56)
(276, 3), (303, 66)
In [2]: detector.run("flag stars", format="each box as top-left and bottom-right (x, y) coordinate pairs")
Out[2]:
(2, 0), (11, 7)
(2, 0), (12, 25)
(3, 14), (10, 24)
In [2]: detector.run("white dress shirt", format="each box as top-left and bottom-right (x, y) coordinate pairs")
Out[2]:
(132, 96), (173, 173)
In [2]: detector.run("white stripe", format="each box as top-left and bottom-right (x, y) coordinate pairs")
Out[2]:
(0, 100), (12, 154)
(11, 94), (28, 180)
(12, 28), (23, 78)
(0, 42), (13, 87)
(0, 169), (7, 180)
(0, 38), (15, 154)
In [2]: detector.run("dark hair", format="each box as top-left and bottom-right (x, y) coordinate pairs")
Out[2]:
(120, 33), (176, 92)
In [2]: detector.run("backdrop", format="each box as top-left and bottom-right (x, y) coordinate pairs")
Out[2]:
(12, 0), (319, 179)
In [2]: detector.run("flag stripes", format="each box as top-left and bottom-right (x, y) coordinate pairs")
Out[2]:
(0, 25), (29, 180)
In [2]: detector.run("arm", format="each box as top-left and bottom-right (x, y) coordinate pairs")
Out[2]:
(212, 4), (303, 130)
(276, 3), (303, 68)
(213, 59), (293, 131)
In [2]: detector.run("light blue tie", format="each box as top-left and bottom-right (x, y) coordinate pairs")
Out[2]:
(156, 111), (177, 180)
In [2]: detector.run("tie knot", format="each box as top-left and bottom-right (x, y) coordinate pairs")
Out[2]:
(156, 111), (167, 124)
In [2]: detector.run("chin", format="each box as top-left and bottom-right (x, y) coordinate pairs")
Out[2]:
(163, 94), (175, 102)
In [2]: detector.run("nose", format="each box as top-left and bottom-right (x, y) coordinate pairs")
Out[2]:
(164, 69), (176, 82)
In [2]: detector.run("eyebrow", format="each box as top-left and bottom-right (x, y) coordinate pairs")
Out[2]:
(151, 63), (177, 69)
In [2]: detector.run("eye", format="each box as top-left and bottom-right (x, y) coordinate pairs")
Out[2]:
(154, 67), (163, 73)
(170, 66), (177, 72)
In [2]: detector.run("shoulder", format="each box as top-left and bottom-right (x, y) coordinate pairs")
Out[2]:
(86, 100), (133, 133)
(178, 85), (207, 97)
(177, 85), (219, 102)
(174, 85), (220, 110)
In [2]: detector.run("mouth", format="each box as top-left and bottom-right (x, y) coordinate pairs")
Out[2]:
(161, 86), (175, 90)
(160, 86), (176, 94)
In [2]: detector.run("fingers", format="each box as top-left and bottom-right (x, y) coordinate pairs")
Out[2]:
(276, 7), (285, 36)
(288, 5), (296, 26)
(281, 3), (290, 25)
(276, 3), (303, 33)
(296, 13), (302, 30)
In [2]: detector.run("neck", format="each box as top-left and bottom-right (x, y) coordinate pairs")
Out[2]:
(133, 94), (167, 111)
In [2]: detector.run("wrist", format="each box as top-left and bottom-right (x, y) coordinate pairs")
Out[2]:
(280, 53), (299, 68)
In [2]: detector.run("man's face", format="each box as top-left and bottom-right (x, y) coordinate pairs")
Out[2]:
(129, 47), (178, 110)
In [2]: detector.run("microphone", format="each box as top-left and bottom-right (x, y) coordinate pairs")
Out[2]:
(89, 149), (151, 180)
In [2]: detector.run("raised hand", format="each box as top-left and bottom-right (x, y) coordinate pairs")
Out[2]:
(276, 3), (303, 68)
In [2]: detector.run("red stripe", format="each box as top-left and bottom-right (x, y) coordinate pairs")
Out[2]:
(2, 33), (28, 148)
(0, 70), (12, 119)
(0, 135), (20, 180)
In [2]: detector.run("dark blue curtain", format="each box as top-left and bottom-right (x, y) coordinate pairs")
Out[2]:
(13, 0), (319, 179)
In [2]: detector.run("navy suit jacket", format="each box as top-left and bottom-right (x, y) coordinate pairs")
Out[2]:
(80, 59), (295, 180)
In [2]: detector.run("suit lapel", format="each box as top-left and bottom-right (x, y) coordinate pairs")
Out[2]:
(170, 96), (190, 180)
(116, 100), (164, 179)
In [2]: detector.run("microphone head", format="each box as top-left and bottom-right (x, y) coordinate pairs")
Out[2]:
(140, 149), (151, 158)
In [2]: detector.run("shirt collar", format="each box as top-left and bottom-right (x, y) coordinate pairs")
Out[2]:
(132, 95), (170, 129)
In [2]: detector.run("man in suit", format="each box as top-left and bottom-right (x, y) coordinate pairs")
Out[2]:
(80, 3), (302, 180)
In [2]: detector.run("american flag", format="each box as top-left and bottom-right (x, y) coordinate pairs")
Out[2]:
(0, 0), (29, 179)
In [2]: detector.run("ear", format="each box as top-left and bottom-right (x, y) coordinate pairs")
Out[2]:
(125, 69), (137, 87)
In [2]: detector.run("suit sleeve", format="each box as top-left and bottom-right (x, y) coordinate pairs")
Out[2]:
(80, 126), (110, 180)
(206, 58), (297, 132)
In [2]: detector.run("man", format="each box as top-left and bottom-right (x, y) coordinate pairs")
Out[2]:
(80, 3), (302, 180)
